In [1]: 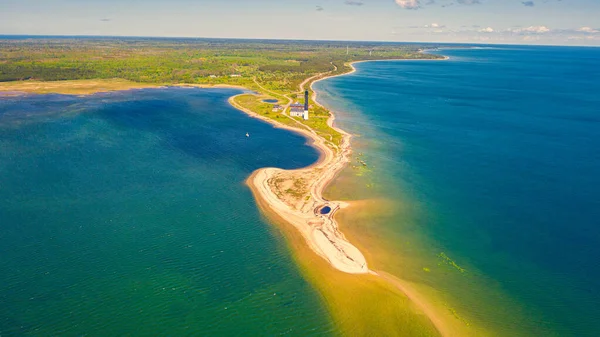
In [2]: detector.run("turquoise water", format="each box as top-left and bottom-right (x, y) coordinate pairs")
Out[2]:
(0, 88), (335, 336)
(315, 46), (600, 336)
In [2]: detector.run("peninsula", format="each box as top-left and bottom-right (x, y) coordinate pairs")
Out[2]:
(0, 37), (449, 336)
(0, 37), (442, 275)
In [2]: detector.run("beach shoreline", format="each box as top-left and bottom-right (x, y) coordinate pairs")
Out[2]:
(0, 57), (454, 334)
(310, 57), (449, 107)
(233, 92), (369, 274)
(243, 57), (457, 336)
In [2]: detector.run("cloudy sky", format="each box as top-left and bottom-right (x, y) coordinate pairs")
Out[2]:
(1, 0), (599, 45)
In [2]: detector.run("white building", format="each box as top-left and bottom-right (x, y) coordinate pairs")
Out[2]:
(289, 103), (304, 117)
(289, 103), (309, 120)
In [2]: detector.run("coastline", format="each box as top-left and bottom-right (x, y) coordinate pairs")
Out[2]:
(0, 77), (370, 273)
(0, 58), (452, 334)
(234, 94), (369, 274)
(309, 58), (460, 337)
(306, 55), (510, 337)
(243, 56), (460, 336)
(310, 57), (449, 107)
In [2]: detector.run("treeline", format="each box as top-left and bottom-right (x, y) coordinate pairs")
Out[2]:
(0, 65), (97, 82)
(258, 58), (334, 74)
(0, 38), (445, 88)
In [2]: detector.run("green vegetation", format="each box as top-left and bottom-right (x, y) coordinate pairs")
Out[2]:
(0, 38), (441, 85)
(285, 178), (308, 199)
(0, 37), (444, 148)
(446, 304), (472, 327)
(437, 252), (467, 274)
(234, 94), (293, 122)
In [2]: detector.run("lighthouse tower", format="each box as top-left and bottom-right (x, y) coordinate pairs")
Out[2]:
(303, 90), (309, 120)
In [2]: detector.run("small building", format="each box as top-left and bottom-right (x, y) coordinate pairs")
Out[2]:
(289, 103), (305, 117)
(290, 91), (310, 120)
(230, 74), (242, 78)
(289, 103), (304, 117)
(209, 75), (217, 78)
(272, 104), (282, 112)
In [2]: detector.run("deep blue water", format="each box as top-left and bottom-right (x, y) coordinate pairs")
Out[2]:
(0, 88), (334, 336)
(320, 206), (332, 215)
(316, 46), (600, 336)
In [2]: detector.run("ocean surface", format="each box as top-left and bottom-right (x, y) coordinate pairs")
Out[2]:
(0, 88), (335, 336)
(315, 46), (600, 336)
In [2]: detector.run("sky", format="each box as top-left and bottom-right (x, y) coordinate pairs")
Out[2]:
(1, 0), (599, 46)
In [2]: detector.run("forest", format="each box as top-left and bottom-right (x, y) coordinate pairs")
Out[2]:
(0, 37), (442, 91)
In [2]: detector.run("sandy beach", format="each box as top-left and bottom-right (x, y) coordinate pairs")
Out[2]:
(231, 94), (369, 274)
(0, 77), (370, 272)
(242, 58), (462, 336)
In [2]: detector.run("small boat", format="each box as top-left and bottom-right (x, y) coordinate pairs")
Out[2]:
(246, 133), (249, 137)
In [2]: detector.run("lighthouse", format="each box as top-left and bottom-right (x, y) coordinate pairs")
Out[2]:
(303, 90), (309, 120)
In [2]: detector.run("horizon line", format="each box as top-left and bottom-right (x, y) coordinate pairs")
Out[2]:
(0, 34), (599, 48)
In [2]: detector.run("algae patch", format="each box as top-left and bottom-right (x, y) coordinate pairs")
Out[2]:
(437, 252), (466, 274)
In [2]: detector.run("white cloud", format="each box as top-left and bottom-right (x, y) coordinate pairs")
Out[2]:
(577, 27), (599, 34)
(523, 25), (550, 33)
(567, 35), (599, 41)
(395, 0), (421, 9)
(394, 0), (480, 9)
(508, 26), (550, 34)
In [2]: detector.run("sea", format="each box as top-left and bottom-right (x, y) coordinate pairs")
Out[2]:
(2, 45), (600, 337)
(314, 46), (600, 336)
(0, 88), (335, 336)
